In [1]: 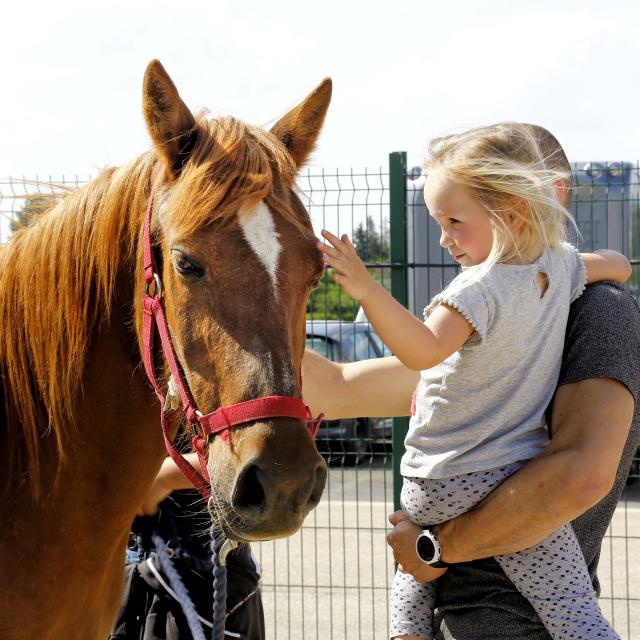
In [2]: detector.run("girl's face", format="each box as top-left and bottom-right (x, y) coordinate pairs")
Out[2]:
(423, 171), (494, 268)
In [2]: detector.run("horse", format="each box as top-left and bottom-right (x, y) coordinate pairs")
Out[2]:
(0, 59), (331, 639)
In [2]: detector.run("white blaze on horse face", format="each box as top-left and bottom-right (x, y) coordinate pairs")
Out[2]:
(238, 200), (296, 395)
(238, 201), (281, 291)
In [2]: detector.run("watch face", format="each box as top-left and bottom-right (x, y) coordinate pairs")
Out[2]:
(416, 531), (438, 564)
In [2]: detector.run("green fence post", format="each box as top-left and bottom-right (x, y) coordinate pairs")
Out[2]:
(389, 151), (409, 511)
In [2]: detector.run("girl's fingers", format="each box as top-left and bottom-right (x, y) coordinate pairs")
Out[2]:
(320, 229), (343, 246)
(322, 253), (347, 273)
(320, 229), (354, 255)
(322, 253), (334, 267)
(342, 234), (355, 248)
(318, 231), (359, 278)
(317, 240), (342, 259)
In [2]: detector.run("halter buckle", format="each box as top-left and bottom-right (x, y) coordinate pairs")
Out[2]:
(144, 272), (163, 298)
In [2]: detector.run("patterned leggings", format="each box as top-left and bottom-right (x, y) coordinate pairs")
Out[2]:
(390, 462), (619, 640)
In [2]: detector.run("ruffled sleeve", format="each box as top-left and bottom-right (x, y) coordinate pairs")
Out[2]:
(423, 272), (494, 345)
(560, 242), (587, 302)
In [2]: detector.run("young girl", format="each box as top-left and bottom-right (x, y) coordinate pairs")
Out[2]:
(318, 123), (630, 640)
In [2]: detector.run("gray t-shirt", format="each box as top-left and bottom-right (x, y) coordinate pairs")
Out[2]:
(402, 243), (586, 479)
(433, 282), (640, 640)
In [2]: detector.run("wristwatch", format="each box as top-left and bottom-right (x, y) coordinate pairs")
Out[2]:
(416, 528), (450, 567)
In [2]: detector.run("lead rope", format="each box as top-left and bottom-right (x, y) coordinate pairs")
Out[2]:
(146, 526), (248, 638)
(212, 530), (238, 640)
(152, 533), (208, 640)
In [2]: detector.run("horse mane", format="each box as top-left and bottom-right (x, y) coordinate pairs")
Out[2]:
(0, 113), (301, 496)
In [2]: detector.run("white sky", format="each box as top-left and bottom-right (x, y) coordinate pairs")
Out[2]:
(2, 0), (640, 178)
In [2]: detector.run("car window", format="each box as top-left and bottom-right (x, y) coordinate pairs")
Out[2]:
(354, 330), (377, 360)
(305, 337), (335, 361)
(337, 332), (352, 361)
(369, 330), (392, 357)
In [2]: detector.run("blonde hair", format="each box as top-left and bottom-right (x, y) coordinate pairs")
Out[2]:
(426, 122), (574, 270)
(521, 123), (572, 208)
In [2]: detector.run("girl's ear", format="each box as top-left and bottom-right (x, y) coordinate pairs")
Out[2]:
(553, 178), (572, 208)
(505, 198), (528, 233)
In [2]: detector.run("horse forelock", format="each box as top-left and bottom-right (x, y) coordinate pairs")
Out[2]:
(163, 114), (307, 238)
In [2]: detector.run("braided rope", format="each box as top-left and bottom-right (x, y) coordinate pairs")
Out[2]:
(152, 533), (207, 640)
(211, 524), (228, 640)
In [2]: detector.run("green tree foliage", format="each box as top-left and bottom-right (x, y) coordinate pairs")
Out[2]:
(355, 214), (392, 292)
(10, 194), (56, 234)
(352, 215), (389, 263)
(307, 216), (392, 320)
(306, 270), (359, 321)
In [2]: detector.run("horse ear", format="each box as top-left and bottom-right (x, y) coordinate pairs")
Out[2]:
(143, 59), (197, 177)
(270, 78), (332, 169)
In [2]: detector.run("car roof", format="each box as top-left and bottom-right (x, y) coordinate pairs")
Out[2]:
(305, 320), (371, 339)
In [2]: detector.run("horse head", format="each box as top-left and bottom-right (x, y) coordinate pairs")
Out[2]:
(139, 60), (330, 541)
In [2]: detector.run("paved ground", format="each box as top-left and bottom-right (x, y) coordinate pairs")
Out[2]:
(253, 467), (640, 640)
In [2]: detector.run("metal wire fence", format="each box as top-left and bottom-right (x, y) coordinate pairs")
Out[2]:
(1, 163), (639, 638)
(262, 168), (396, 639)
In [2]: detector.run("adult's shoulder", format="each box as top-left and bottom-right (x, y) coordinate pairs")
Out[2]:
(562, 282), (640, 401)
(569, 281), (639, 320)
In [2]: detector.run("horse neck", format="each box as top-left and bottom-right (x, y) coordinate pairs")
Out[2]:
(0, 212), (169, 639)
(0, 314), (166, 640)
(61, 266), (167, 524)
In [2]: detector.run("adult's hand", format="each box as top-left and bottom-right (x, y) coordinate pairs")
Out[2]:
(387, 510), (448, 583)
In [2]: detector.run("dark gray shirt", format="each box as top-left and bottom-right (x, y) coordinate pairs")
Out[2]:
(433, 282), (640, 640)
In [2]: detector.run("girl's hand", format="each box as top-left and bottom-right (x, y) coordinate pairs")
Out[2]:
(318, 230), (379, 302)
(583, 249), (632, 284)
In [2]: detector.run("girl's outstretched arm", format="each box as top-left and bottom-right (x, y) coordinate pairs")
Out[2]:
(318, 230), (473, 371)
(581, 249), (631, 284)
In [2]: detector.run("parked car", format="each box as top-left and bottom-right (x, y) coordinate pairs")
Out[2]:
(306, 319), (393, 462)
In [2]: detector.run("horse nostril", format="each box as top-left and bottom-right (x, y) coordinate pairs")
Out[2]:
(308, 460), (328, 508)
(232, 464), (266, 516)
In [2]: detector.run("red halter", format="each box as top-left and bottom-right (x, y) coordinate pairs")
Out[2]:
(141, 175), (323, 499)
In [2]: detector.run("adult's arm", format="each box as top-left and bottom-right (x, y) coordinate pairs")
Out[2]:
(387, 376), (634, 581)
(443, 376), (632, 546)
(302, 349), (419, 419)
(137, 452), (200, 515)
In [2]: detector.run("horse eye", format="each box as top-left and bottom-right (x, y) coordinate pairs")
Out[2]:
(172, 250), (204, 278)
